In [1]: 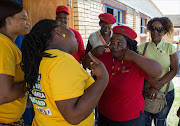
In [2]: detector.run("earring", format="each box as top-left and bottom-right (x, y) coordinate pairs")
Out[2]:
(60, 33), (65, 38)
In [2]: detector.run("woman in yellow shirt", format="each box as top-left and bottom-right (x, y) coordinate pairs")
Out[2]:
(0, 0), (30, 125)
(21, 19), (109, 126)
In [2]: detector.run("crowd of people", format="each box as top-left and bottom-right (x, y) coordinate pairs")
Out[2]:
(0, 0), (179, 126)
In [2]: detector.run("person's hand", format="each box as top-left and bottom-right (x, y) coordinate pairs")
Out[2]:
(145, 87), (158, 100)
(91, 45), (109, 56)
(88, 52), (109, 80)
(147, 79), (164, 90)
(121, 49), (136, 61)
(177, 107), (180, 118)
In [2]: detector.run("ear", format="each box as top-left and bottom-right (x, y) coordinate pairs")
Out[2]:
(163, 30), (167, 35)
(54, 27), (61, 36)
(5, 17), (12, 25)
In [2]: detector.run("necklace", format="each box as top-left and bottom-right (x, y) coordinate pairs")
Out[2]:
(110, 58), (125, 79)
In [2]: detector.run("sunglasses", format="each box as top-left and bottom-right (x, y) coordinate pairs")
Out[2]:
(150, 26), (164, 33)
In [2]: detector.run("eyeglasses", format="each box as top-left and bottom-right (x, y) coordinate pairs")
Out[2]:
(150, 26), (164, 33)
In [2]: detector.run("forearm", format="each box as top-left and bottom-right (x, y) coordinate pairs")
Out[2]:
(132, 53), (162, 79)
(0, 82), (27, 105)
(73, 77), (108, 122)
(58, 76), (109, 125)
(159, 69), (178, 85)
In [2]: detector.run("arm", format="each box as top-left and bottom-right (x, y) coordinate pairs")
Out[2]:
(123, 50), (162, 79)
(83, 45), (106, 68)
(76, 32), (85, 60)
(0, 74), (26, 105)
(85, 40), (92, 54)
(147, 52), (178, 90)
(55, 52), (109, 125)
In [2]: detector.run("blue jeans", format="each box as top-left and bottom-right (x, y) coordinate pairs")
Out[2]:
(98, 111), (145, 126)
(145, 89), (174, 126)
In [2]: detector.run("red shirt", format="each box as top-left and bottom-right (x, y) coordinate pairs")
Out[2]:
(97, 52), (148, 121)
(69, 28), (85, 63)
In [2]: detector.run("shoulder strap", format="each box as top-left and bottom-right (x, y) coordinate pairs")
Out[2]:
(96, 31), (110, 51)
(143, 42), (149, 55)
(164, 82), (170, 95)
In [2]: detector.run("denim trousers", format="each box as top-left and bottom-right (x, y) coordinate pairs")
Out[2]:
(98, 111), (145, 126)
(145, 89), (174, 126)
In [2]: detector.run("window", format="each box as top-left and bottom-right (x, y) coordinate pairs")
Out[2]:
(105, 5), (125, 25)
(141, 18), (147, 34)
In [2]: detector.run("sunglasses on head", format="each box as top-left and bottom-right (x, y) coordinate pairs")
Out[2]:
(150, 26), (164, 33)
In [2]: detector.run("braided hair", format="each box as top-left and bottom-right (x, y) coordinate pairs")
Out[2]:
(21, 19), (63, 90)
(147, 17), (174, 36)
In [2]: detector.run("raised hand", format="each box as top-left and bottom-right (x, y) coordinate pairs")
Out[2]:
(88, 52), (109, 79)
(91, 45), (109, 56)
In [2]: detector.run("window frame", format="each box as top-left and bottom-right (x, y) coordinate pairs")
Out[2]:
(141, 18), (147, 34)
(105, 5), (125, 25)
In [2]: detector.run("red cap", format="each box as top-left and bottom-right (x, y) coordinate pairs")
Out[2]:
(56, 6), (69, 14)
(98, 13), (116, 24)
(112, 25), (137, 40)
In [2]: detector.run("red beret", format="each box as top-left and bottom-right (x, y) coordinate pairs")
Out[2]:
(112, 25), (137, 40)
(98, 13), (116, 24)
(56, 6), (69, 14)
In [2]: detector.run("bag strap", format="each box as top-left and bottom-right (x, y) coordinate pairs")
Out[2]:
(143, 42), (149, 55)
(96, 31), (110, 51)
(164, 82), (170, 95)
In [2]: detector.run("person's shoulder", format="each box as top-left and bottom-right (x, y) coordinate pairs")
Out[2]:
(90, 31), (98, 37)
(69, 27), (80, 35)
(138, 42), (148, 47)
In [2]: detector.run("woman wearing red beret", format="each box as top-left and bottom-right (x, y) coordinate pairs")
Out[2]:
(83, 25), (162, 126)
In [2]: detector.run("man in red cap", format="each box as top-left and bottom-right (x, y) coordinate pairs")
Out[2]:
(56, 5), (85, 63)
(85, 13), (116, 54)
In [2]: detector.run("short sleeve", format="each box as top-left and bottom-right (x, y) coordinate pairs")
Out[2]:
(76, 31), (85, 58)
(0, 43), (15, 76)
(49, 58), (94, 101)
(168, 43), (176, 55)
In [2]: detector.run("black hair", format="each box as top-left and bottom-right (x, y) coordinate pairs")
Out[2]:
(114, 33), (138, 53)
(147, 17), (173, 35)
(21, 19), (63, 90)
(0, 0), (23, 28)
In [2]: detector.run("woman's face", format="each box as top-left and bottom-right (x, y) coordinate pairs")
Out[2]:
(10, 9), (30, 35)
(150, 21), (165, 43)
(100, 22), (111, 35)
(109, 34), (128, 59)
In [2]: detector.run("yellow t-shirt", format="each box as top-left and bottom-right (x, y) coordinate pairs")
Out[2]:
(0, 33), (27, 123)
(137, 41), (176, 92)
(30, 49), (95, 126)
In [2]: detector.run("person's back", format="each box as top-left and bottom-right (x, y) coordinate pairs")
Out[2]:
(31, 50), (94, 126)
(21, 19), (109, 126)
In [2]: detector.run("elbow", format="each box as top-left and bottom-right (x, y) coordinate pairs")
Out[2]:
(151, 66), (163, 80)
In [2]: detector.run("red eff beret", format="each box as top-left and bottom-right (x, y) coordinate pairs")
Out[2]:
(112, 25), (137, 40)
(98, 13), (116, 24)
(56, 6), (69, 14)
